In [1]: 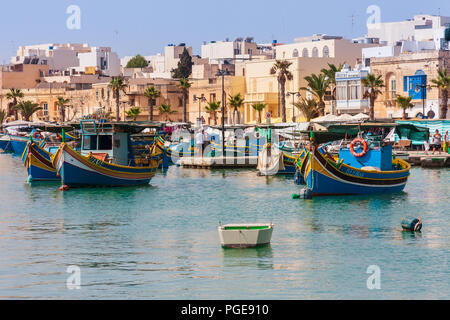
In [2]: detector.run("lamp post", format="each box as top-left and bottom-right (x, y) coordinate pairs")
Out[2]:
(418, 79), (429, 118)
(216, 68), (230, 157)
(193, 94), (207, 128)
(286, 91), (301, 122)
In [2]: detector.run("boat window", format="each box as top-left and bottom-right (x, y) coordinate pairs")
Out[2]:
(98, 135), (113, 150)
(83, 135), (97, 150)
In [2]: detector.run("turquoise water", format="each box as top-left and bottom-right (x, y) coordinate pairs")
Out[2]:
(0, 153), (449, 299)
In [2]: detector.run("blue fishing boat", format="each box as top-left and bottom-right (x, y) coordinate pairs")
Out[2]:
(296, 137), (411, 196)
(52, 121), (161, 187)
(0, 135), (14, 153)
(23, 141), (59, 181)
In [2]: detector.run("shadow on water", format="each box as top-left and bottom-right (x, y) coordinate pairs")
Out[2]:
(220, 245), (273, 270)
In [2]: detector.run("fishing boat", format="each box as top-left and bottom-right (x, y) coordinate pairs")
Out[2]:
(218, 223), (274, 248)
(23, 140), (59, 181)
(296, 133), (413, 196)
(52, 121), (161, 187)
(0, 135), (13, 153)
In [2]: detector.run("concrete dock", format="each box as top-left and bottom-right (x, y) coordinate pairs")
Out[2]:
(178, 156), (258, 169)
(394, 151), (450, 168)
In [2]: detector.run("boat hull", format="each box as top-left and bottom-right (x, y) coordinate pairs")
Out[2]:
(0, 137), (13, 153)
(301, 149), (410, 196)
(53, 143), (157, 187)
(218, 225), (274, 248)
(24, 142), (59, 181)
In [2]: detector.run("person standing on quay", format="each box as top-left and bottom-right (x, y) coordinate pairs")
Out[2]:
(444, 130), (449, 153)
(431, 130), (442, 154)
(195, 129), (205, 158)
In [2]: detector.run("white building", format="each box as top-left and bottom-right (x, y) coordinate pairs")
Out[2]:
(366, 14), (450, 50)
(335, 66), (370, 115)
(11, 43), (120, 77)
(201, 38), (265, 64)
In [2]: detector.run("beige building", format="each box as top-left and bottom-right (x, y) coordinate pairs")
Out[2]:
(370, 50), (450, 119)
(188, 76), (246, 125)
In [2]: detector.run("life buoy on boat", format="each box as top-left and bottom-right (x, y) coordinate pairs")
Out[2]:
(350, 138), (368, 158)
(33, 132), (42, 139)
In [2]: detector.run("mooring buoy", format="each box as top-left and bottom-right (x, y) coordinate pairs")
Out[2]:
(59, 185), (70, 191)
(401, 217), (422, 232)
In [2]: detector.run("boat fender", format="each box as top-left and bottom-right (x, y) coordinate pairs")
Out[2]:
(401, 217), (422, 232)
(59, 185), (70, 192)
(350, 138), (368, 158)
(292, 188), (312, 200)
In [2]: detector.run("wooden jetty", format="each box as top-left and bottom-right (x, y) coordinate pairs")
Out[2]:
(178, 156), (258, 169)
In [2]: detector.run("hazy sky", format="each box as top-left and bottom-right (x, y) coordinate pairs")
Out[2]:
(0, 0), (448, 63)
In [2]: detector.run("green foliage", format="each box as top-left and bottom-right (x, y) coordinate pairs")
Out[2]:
(126, 55), (149, 68)
(294, 98), (319, 122)
(396, 95), (414, 120)
(301, 73), (330, 116)
(228, 93), (245, 112)
(172, 48), (193, 79)
(158, 104), (177, 121)
(126, 107), (142, 121)
(431, 68), (450, 119)
(362, 73), (384, 120)
(251, 103), (267, 123)
(14, 101), (42, 121)
(206, 101), (221, 125)
(144, 86), (161, 121)
(0, 109), (6, 124)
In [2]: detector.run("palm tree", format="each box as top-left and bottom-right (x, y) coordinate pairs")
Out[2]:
(126, 107), (142, 121)
(301, 73), (329, 117)
(143, 86), (161, 122)
(158, 104), (177, 121)
(251, 103), (267, 124)
(205, 101), (221, 125)
(362, 73), (384, 121)
(431, 68), (450, 119)
(396, 95), (414, 120)
(14, 101), (42, 121)
(0, 109), (6, 125)
(109, 77), (127, 122)
(271, 60), (293, 122)
(294, 98), (319, 122)
(56, 97), (70, 123)
(6, 88), (24, 120)
(321, 63), (344, 113)
(178, 78), (191, 123)
(228, 93), (245, 124)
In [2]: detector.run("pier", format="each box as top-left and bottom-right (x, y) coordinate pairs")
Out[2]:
(395, 152), (450, 168)
(178, 156), (258, 169)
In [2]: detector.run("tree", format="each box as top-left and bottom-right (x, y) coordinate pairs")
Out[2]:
(178, 78), (191, 122)
(14, 101), (42, 121)
(56, 97), (70, 123)
(271, 60), (293, 122)
(109, 77), (127, 122)
(158, 104), (177, 121)
(205, 101), (221, 125)
(0, 109), (6, 125)
(6, 88), (24, 120)
(172, 48), (193, 79)
(126, 55), (149, 68)
(321, 63), (344, 111)
(126, 107), (142, 121)
(396, 95), (414, 120)
(431, 68), (450, 119)
(251, 103), (267, 124)
(143, 86), (161, 121)
(228, 93), (245, 124)
(301, 73), (329, 117)
(294, 98), (319, 122)
(362, 74), (384, 121)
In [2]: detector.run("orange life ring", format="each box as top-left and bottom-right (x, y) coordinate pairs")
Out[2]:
(33, 132), (42, 139)
(350, 138), (368, 158)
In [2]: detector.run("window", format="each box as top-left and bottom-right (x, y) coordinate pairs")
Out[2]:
(312, 47), (319, 57)
(302, 48), (309, 57)
(210, 93), (216, 102)
(336, 82), (348, 100)
(293, 49), (299, 57)
(83, 135), (98, 150)
(98, 135), (113, 150)
(323, 46), (329, 58)
(390, 79), (397, 99)
(349, 80), (360, 100)
(43, 103), (48, 116)
(96, 90), (99, 100)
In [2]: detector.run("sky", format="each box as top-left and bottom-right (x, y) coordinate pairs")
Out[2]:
(0, 0), (449, 63)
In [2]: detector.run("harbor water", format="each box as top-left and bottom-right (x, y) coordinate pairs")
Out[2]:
(0, 153), (449, 299)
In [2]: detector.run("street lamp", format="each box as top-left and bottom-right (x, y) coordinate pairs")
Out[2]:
(286, 91), (301, 122)
(418, 79), (430, 118)
(216, 68), (231, 157)
(193, 94), (207, 127)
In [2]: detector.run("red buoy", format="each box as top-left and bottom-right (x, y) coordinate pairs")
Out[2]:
(59, 185), (70, 191)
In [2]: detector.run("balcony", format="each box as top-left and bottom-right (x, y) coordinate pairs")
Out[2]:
(244, 92), (278, 104)
(337, 99), (370, 111)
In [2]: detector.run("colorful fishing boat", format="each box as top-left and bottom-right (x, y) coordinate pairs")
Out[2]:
(296, 137), (411, 196)
(23, 140), (59, 181)
(52, 121), (161, 187)
(0, 135), (13, 153)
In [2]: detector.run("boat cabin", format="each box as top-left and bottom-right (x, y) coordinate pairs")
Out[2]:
(339, 138), (393, 171)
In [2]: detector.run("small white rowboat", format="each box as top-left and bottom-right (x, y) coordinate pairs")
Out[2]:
(218, 223), (274, 248)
